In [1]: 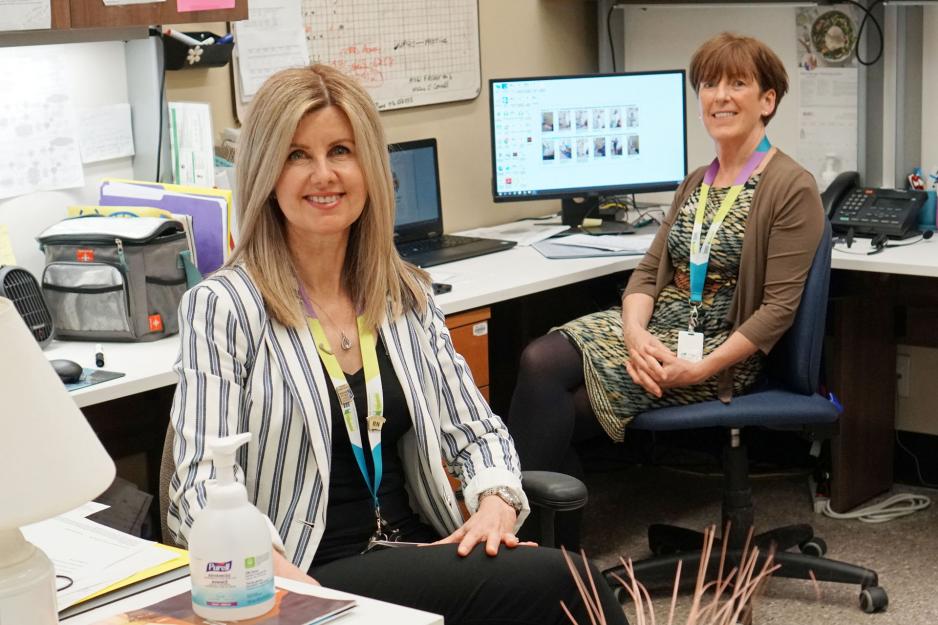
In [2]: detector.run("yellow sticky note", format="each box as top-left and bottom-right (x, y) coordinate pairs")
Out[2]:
(0, 225), (16, 266)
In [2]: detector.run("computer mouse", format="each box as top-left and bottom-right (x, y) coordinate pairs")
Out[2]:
(50, 358), (83, 384)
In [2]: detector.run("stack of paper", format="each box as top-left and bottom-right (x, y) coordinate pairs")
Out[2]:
(21, 514), (187, 611)
(551, 233), (655, 253)
(98, 179), (234, 275)
(455, 220), (569, 246)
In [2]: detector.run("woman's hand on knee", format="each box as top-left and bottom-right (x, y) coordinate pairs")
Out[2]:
(623, 327), (672, 395)
(273, 549), (320, 586)
(434, 494), (533, 557)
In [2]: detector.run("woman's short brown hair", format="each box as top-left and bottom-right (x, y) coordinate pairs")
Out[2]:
(689, 32), (789, 125)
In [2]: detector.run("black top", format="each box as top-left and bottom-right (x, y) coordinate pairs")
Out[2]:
(311, 337), (437, 567)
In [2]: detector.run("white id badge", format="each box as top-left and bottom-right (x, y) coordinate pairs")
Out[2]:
(677, 331), (704, 362)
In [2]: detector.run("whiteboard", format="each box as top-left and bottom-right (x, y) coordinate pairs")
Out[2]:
(301, 0), (481, 111)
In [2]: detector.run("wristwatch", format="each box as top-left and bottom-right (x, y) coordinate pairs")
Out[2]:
(478, 486), (523, 514)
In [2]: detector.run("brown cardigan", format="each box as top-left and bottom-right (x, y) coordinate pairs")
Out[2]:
(623, 149), (825, 399)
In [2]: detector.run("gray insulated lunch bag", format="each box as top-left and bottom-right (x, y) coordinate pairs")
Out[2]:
(37, 217), (190, 341)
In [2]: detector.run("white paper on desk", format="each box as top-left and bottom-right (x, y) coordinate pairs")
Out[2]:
(0, 0), (51, 31)
(234, 0), (309, 103)
(168, 101), (215, 188)
(61, 501), (110, 519)
(21, 515), (176, 610)
(103, 0), (163, 5)
(552, 233), (654, 253)
(0, 47), (84, 200)
(456, 222), (569, 247)
(78, 103), (135, 164)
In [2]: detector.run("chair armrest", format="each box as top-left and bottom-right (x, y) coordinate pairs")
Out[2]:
(521, 470), (588, 512)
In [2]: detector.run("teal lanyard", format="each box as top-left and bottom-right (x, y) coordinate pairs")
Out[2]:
(298, 285), (389, 538)
(687, 136), (771, 331)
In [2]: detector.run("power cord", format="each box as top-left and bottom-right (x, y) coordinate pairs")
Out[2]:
(606, 3), (618, 73)
(818, 492), (930, 523)
(839, 0), (885, 66)
(895, 431), (938, 489)
(811, 431), (935, 523)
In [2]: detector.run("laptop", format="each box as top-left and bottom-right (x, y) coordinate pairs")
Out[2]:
(390, 138), (515, 268)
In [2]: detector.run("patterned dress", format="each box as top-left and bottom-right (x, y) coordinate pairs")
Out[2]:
(558, 175), (766, 442)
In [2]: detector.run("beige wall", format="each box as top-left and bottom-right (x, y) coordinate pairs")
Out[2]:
(165, 0), (597, 232)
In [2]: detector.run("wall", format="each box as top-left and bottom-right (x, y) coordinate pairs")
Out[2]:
(920, 6), (938, 173)
(164, 1), (598, 232)
(0, 41), (135, 277)
(621, 6), (800, 174)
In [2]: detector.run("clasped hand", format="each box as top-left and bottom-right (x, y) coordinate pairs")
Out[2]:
(623, 327), (704, 398)
(434, 494), (535, 557)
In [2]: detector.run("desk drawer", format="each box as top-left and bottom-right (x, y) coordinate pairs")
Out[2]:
(445, 307), (490, 398)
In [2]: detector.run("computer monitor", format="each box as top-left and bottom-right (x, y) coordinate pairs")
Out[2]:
(489, 70), (688, 225)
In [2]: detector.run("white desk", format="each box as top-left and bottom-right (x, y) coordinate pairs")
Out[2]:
(61, 576), (442, 624)
(47, 237), (938, 411)
(48, 246), (642, 408)
(831, 237), (938, 277)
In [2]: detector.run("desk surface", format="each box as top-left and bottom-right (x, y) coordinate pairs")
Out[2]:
(830, 237), (938, 277)
(50, 246), (643, 408)
(61, 576), (442, 624)
(49, 236), (938, 408)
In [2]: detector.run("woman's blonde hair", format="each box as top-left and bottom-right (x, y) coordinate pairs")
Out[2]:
(229, 64), (428, 328)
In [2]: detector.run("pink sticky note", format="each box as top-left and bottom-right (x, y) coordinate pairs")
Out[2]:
(177, 0), (236, 12)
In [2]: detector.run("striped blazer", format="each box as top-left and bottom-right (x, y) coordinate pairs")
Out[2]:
(166, 266), (529, 571)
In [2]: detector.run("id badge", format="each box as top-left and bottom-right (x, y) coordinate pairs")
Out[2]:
(677, 330), (704, 362)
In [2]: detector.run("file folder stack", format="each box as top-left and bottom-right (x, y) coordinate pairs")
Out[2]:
(98, 179), (234, 275)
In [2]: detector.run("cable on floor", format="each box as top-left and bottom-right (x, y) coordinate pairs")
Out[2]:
(820, 492), (931, 523)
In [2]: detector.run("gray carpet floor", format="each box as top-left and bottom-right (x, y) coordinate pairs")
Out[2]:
(578, 466), (938, 625)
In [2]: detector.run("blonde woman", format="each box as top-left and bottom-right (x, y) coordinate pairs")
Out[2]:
(166, 65), (627, 625)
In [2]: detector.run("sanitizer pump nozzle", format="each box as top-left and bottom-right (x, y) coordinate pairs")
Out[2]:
(209, 432), (251, 487)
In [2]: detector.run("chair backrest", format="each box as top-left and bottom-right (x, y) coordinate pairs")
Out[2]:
(158, 425), (179, 546)
(764, 219), (832, 395)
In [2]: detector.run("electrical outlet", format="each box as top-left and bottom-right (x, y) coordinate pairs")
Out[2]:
(897, 354), (911, 399)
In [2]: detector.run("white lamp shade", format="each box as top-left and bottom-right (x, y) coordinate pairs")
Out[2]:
(0, 297), (115, 529)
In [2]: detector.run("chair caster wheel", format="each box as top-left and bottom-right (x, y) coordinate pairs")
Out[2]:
(859, 586), (888, 613)
(799, 537), (827, 557)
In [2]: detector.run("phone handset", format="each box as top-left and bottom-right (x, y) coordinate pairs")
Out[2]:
(821, 171), (861, 219)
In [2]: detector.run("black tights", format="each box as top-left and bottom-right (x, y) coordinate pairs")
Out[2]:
(508, 332), (604, 548)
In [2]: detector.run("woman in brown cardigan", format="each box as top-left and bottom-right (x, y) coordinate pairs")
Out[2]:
(508, 33), (825, 548)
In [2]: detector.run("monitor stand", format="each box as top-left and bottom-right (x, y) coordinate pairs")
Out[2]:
(561, 196), (600, 227)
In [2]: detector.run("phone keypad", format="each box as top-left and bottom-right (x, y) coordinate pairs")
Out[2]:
(832, 188), (921, 237)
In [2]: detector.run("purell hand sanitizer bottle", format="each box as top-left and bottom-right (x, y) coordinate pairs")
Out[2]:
(189, 433), (275, 620)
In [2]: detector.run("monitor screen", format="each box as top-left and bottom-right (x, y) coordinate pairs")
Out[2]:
(490, 71), (687, 201)
(389, 138), (442, 238)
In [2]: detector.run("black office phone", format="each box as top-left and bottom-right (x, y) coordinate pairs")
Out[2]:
(822, 171), (925, 239)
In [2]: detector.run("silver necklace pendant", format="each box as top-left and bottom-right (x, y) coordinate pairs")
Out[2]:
(340, 333), (353, 351)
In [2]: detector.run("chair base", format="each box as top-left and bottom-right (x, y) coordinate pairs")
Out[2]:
(602, 522), (885, 612)
(601, 437), (887, 614)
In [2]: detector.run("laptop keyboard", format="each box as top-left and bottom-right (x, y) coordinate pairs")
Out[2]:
(398, 234), (475, 253)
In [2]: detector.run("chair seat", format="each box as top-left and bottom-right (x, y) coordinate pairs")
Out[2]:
(629, 390), (838, 431)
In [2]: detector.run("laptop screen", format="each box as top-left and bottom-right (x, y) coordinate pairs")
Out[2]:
(389, 138), (443, 242)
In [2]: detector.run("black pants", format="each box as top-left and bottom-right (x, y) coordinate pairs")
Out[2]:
(311, 543), (628, 625)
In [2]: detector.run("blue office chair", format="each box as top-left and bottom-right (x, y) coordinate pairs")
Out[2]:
(602, 221), (888, 614)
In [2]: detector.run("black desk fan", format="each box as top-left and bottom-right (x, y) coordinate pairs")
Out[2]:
(0, 266), (54, 347)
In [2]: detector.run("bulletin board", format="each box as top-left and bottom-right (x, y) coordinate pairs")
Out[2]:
(300, 0), (481, 111)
